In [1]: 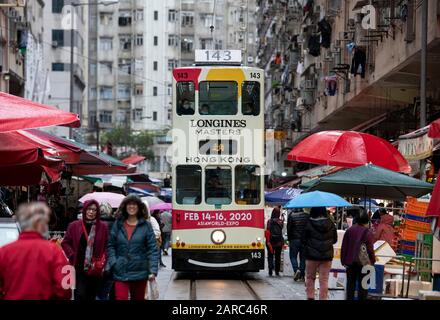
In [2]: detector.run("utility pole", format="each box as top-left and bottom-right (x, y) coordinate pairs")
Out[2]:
(420, 0), (428, 128)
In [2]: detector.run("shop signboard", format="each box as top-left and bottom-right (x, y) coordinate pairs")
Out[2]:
(398, 131), (433, 161)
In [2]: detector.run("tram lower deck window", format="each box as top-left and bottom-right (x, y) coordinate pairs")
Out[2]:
(235, 165), (261, 205)
(176, 165), (201, 204)
(205, 166), (232, 205)
(199, 81), (238, 115)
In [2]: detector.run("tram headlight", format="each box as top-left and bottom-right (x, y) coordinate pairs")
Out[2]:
(211, 230), (226, 245)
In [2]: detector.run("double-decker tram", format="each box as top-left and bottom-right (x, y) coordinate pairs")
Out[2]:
(171, 50), (266, 272)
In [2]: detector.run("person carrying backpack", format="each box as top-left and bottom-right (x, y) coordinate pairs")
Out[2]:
(265, 207), (284, 276)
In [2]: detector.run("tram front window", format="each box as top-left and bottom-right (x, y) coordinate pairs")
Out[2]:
(199, 81), (237, 115)
(242, 82), (260, 116)
(176, 165), (201, 204)
(235, 165), (261, 205)
(176, 82), (195, 116)
(205, 166), (232, 205)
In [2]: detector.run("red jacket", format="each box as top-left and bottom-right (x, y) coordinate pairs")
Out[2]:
(61, 200), (108, 266)
(374, 215), (395, 247)
(0, 231), (72, 300)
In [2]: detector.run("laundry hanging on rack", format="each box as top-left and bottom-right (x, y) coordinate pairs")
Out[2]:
(308, 35), (321, 57)
(318, 18), (332, 49)
(324, 75), (338, 96)
(351, 47), (367, 78)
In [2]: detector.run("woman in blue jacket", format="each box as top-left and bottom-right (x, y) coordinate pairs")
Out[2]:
(106, 195), (158, 300)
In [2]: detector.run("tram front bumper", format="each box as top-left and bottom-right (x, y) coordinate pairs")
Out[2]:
(172, 249), (265, 272)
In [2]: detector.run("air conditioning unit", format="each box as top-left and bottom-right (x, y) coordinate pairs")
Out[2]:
(51, 41), (58, 48)
(247, 56), (254, 63)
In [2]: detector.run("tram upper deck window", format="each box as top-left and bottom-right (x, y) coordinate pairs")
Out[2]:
(235, 165), (261, 205)
(176, 165), (201, 205)
(176, 82), (195, 115)
(242, 82), (260, 116)
(205, 166), (232, 205)
(199, 81), (238, 115)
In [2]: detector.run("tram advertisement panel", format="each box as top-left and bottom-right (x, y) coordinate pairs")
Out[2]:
(172, 209), (265, 230)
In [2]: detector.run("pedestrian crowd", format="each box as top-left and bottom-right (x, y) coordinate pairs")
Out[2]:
(266, 205), (385, 300)
(0, 194), (172, 300)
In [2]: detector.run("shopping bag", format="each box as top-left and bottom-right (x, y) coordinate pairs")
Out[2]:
(148, 279), (159, 300)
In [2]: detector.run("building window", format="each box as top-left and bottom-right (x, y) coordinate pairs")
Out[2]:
(154, 10), (158, 21)
(168, 35), (178, 47)
(153, 36), (158, 46)
(153, 86), (158, 96)
(52, 29), (64, 47)
(200, 13), (213, 28)
(89, 87), (97, 100)
(116, 110), (127, 123)
(168, 9), (176, 22)
(133, 109), (143, 121)
(99, 111), (113, 123)
(181, 12), (194, 27)
(181, 37), (193, 53)
(52, 0), (64, 13)
(52, 63), (65, 71)
(215, 40), (222, 50)
(153, 111), (157, 121)
(90, 63), (97, 76)
(100, 13), (113, 25)
(135, 58), (144, 72)
(120, 35), (132, 51)
(136, 34), (143, 46)
(153, 61), (158, 71)
(167, 83), (172, 96)
(136, 9), (144, 21)
(100, 87), (113, 100)
(99, 37), (113, 50)
(168, 59), (177, 70)
(118, 10), (132, 26)
(99, 62), (112, 76)
(135, 84), (144, 95)
(200, 38), (212, 50)
(117, 84), (131, 100)
(118, 60), (131, 75)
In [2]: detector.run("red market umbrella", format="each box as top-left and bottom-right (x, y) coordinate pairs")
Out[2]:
(428, 118), (440, 138)
(122, 155), (146, 165)
(288, 131), (412, 174)
(0, 92), (80, 132)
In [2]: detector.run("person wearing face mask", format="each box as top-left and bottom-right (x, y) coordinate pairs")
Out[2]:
(62, 200), (109, 300)
(106, 195), (158, 300)
(178, 99), (195, 115)
(0, 202), (72, 300)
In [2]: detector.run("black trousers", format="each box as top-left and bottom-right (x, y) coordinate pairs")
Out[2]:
(346, 264), (369, 300)
(267, 245), (282, 273)
(75, 270), (104, 301)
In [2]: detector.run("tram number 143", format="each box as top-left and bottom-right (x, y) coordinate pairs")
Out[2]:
(251, 252), (262, 259)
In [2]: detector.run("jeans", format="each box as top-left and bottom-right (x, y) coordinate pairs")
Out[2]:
(346, 264), (369, 300)
(267, 245), (282, 274)
(162, 232), (171, 251)
(289, 239), (305, 277)
(305, 260), (332, 300)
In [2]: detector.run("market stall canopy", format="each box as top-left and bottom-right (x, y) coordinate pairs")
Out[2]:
(265, 188), (302, 206)
(0, 131), (65, 185)
(300, 164), (434, 201)
(0, 92), (80, 132)
(428, 118), (440, 138)
(284, 191), (352, 209)
(288, 131), (411, 174)
(122, 155), (146, 165)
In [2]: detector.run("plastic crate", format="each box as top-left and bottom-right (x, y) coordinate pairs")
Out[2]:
(405, 197), (429, 216)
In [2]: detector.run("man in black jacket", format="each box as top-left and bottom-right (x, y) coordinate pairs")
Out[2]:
(287, 209), (309, 281)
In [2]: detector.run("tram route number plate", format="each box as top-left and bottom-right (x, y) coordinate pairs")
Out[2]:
(195, 50), (242, 64)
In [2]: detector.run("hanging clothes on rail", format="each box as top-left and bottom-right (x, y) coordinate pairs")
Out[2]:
(351, 47), (366, 78)
(324, 76), (338, 97)
(318, 18), (332, 49)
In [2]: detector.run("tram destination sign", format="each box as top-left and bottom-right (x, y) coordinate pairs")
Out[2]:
(195, 50), (242, 64)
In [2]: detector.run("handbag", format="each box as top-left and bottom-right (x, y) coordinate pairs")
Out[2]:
(148, 279), (159, 300)
(87, 253), (107, 277)
(356, 228), (372, 266)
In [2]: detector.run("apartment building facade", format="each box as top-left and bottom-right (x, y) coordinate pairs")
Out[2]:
(258, 0), (440, 178)
(0, 0), (27, 97)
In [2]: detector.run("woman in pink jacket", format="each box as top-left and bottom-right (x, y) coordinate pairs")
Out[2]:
(373, 214), (395, 247)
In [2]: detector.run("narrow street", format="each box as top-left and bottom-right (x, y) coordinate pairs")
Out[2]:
(156, 250), (345, 300)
